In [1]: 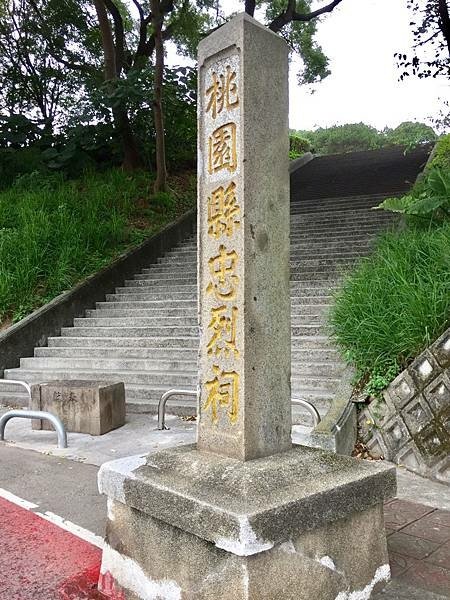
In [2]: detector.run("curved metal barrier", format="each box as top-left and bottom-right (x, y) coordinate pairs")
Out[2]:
(291, 399), (321, 428)
(0, 410), (68, 448)
(158, 389), (197, 430)
(157, 389), (321, 431)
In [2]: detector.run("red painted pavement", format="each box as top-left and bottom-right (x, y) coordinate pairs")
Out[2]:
(0, 496), (105, 599)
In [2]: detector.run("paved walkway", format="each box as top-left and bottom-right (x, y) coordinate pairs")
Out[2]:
(376, 499), (450, 598)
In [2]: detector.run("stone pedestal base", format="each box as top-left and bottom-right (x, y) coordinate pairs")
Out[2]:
(98, 445), (396, 600)
(31, 380), (125, 435)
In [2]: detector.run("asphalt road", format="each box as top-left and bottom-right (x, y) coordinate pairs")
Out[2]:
(0, 445), (106, 536)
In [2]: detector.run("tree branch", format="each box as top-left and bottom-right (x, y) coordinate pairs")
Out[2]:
(438, 0), (450, 56)
(244, 0), (256, 16)
(104, 0), (126, 75)
(269, 0), (344, 33)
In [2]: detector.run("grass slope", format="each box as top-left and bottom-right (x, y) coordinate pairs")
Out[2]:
(0, 168), (195, 326)
(330, 222), (450, 395)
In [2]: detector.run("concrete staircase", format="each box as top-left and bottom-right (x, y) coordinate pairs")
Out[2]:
(0, 146), (432, 426)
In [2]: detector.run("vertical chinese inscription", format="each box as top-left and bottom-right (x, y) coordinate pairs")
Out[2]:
(201, 55), (241, 427)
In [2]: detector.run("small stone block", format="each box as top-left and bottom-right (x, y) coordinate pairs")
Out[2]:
(431, 456), (450, 485)
(407, 351), (440, 392)
(385, 371), (416, 411)
(31, 380), (125, 435)
(396, 440), (428, 476)
(424, 373), (450, 417)
(430, 330), (450, 369)
(382, 415), (410, 456)
(367, 433), (389, 461)
(413, 421), (448, 467)
(401, 395), (434, 436)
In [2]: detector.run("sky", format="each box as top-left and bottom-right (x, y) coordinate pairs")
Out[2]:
(167, 0), (449, 132)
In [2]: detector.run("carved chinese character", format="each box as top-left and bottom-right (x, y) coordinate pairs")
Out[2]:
(207, 182), (240, 239)
(208, 123), (237, 174)
(207, 305), (239, 358)
(206, 245), (239, 301)
(206, 65), (239, 119)
(204, 365), (239, 424)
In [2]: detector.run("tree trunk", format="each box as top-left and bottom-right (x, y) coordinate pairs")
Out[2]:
(93, 0), (142, 170)
(438, 0), (450, 57)
(151, 0), (167, 193)
(114, 106), (143, 170)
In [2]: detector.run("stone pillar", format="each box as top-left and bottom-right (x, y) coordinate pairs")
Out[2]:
(97, 14), (396, 600)
(197, 13), (291, 460)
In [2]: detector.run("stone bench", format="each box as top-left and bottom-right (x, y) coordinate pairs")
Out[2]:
(31, 380), (125, 436)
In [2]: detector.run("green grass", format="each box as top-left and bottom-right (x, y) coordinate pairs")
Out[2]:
(0, 168), (196, 325)
(329, 222), (450, 395)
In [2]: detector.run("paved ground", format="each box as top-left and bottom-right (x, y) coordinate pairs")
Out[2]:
(0, 495), (103, 600)
(1, 411), (449, 599)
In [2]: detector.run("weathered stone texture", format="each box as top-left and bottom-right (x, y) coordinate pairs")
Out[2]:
(197, 13), (291, 461)
(99, 449), (394, 600)
(31, 380), (125, 436)
(363, 328), (450, 484)
(100, 500), (390, 600)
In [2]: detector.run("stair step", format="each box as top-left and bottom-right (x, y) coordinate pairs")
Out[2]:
(35, 346), (339, 362)
(35, 346), (198, 360)
(4, 368), (197, 387)
(73, 316), (198, 327)
(20, 357), (198, 372)
(48, 336), (199, 348)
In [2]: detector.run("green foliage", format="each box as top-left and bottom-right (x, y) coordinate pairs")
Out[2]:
(377, 134), (450, 223)
(256, 0), (331, 85)
(384, 121), (437, 150)
(309, 123), (383, 155)
(0, 147), (48, 190)
(396, 0), (450, 80)
(430, 133), (450, 171)
(289, 133), (311, 159)
(0, 168), (196, 324)
(291, 121), (439, 156)
(329, 223), (450, 396)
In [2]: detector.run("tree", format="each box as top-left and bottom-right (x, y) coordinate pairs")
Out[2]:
(385, 121), (438, 148)
(397, 0), (450, 79)
(243, 0), (344, 84)
(0, 0), (85, 136)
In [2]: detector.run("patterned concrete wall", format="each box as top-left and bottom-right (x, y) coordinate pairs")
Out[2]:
(361, 328), (450, 484)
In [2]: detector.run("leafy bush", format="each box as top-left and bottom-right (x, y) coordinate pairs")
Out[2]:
(289, 134), (311, 159)
(377, 134), (450, 223)
(0, 168), (196, 325)
(0, 147), (48, 190)
(384, 121), (437, 150)
(377, 167), (450, 221)
(329, 223), (450, 396)
(290, 121), (438, 156)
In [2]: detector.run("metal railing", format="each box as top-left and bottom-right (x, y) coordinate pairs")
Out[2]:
(157, 389), (321, 431)
(0, 410), (68, 448)
(158, 389), (197, 430)
(0, 379), (68, 448)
